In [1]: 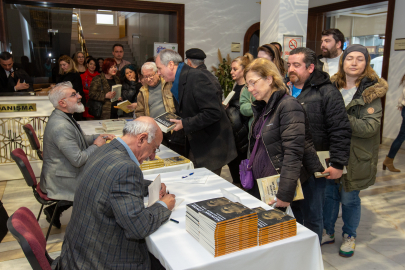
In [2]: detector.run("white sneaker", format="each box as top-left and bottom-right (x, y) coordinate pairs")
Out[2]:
(339, 234), (356, 257)
(321, 229), (335, 246)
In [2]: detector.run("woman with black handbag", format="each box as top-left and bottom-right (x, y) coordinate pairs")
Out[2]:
(88, 58), (121, 120)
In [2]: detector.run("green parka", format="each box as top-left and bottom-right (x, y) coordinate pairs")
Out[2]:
(331, 76), (388, 192)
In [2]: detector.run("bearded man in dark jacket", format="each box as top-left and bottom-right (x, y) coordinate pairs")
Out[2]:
(287, 47), (352, 243)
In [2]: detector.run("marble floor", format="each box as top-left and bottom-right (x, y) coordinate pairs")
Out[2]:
(0, 145), (404, 269)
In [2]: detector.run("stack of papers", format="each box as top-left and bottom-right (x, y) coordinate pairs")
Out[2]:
(185, 197), (232, 240)
(252, 207), (296, 246)
(198, 201), (258, 257)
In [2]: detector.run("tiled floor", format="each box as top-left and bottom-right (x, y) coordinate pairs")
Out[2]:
(0, 145), (404, 269)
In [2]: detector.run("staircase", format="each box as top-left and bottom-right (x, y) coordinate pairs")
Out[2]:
(85, 40), (136, 66)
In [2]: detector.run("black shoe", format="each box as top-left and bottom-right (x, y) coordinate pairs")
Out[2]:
(44, 207), (61, 229)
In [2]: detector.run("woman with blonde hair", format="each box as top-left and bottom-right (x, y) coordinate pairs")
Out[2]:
(243, 58), (322, 212)
(226, 53), (253, 186)
(322, 44), (387, 257)
(57, 55), (85, 120)
(73, 51), (86, 74)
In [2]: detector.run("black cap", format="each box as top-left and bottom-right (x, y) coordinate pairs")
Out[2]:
(185, 48), (206, 60)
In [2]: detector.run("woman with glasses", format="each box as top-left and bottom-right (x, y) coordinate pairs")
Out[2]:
(244, 58), (322, 211)
(89, 58), (121, 120)
(57, 55), (85, 120)
(119, 64), (142, 118)
(73, 51), (86, 74)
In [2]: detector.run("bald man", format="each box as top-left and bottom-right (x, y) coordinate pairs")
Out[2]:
(59, 117), (175, 270)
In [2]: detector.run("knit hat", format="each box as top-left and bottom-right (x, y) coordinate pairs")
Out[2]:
(342, 44), (369, 64)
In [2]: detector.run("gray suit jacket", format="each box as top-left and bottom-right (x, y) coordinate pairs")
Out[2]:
(40, 109), (98, 201)
(59, 139), (172, 270)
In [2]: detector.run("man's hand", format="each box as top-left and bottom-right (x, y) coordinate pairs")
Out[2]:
(94, 135), (107, 147)
(100, 134), (115, 140)
(269, 198), (290, 208)
(159, 183), (167, 199)
(127, 103), (137, 110)
(322, 166), (343, 179)
(170, 119), (183, 131)
(118, 97), (123, 102)
(15, 79), (29, 91)
(161, 193), (176, 211)
(105, 91), (116, 99)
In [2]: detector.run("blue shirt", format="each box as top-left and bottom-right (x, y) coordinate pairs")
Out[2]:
(116, 137), (167, 209)
(292, 85), (302, 98)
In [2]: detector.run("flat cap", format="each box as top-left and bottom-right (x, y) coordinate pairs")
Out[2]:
(185, 48), (206, 60)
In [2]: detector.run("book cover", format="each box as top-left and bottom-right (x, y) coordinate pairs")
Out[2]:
(111, 84), (122, 103)
(199, 202), (256, 223)
(154, 112), (181, 133)
(255, 208), (295, 228)
(117, 100), (134, 113)
(314, 151), (347, 178)
(256, 175), (304, 204)
(187, 197), (232, 215)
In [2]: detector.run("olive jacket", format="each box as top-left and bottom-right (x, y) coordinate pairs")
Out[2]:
(135, 78), (175, 117)
(89, 73), (121, 120)
(331, 76), (388, 192)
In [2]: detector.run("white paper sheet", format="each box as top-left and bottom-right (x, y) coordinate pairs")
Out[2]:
(177, 171), (212, 184)
(148, 174), (161, 207)
(220, 188), (241, 203)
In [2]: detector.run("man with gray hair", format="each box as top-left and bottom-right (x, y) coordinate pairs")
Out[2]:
(156, 49), (237, 175)
(40, 82), (115, 228)
(185, 48), (223, 101)
(59, 117), (175, 270)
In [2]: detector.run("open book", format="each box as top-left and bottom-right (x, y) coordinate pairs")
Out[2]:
(256, 175), (304, 204)
(116, 100), (134, 113)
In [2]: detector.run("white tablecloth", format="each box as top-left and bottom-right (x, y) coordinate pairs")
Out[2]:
(144, 168), (324, 270)
(77, 120), (194, 175)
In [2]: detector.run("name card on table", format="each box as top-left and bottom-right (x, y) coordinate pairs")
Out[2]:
(0, 104), (36, 113)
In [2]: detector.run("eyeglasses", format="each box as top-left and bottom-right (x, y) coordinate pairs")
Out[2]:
(62, 92), (80, 100)
(247, 78), (263, 88)
(144, 73), (157, 80)
(154, 146), (160, 154)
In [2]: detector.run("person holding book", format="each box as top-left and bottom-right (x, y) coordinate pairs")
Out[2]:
(244, 57), (323, 230)
(322, 44), (387, 257)
(225, 53), (253, 186)
(119, 64), (142, 118)
(80, 57), (100, 119)
(89, 58), (121, 120)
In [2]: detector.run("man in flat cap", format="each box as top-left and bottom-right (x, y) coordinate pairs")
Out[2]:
(185, 48), (223, 101)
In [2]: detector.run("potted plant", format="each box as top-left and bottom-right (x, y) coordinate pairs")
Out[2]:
(211, 49), (234, 99)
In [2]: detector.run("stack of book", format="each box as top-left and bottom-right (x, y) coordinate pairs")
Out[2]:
(252, 207), (296, 246)
(163, 156), (191, 167)
(186, 197), (233, 240)
(96, 119), (127, 134)
(139, 156), (165, 171)
(198, 202), (258, 257)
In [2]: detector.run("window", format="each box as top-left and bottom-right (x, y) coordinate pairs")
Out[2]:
(96, 10), (116, 25)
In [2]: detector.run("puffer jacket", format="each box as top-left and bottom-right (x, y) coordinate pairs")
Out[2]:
(135, 78), (175, 117)
(331, 76), (388, 192)
(88, 73), (121, 120)
(226, 84), (249, 153)
(296, 68), (352, 170)
(249, 88), (324, 203)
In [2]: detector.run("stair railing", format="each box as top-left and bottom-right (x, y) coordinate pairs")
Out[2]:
(73, 12), (89, 57)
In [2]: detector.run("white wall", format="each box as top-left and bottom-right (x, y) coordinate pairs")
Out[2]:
(383, 0), (404, 143)
(144, 0), (261, 71)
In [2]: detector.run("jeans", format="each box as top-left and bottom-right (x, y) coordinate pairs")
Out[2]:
(323, 179), (361, 237)
(291, 175), (326, 243)
(388, 108), (405, 159)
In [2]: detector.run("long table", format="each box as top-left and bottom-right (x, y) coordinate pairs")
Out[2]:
(77, 120), (194, 175)
(144, 168), (324, 270)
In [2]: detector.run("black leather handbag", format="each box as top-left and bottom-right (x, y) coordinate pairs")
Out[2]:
(0, 200), (9, 242)
(87, 81), (104, 118)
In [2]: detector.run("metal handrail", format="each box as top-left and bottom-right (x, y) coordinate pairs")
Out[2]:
(73, 12), (89, 57)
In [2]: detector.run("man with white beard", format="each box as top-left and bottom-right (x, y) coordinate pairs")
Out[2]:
(40, 82), (115, 228)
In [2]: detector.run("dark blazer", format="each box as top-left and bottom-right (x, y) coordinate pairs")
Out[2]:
(0, 64), (32, 93)
(196, 63), (223, 102)
(176, 64), (237, 171)
(59, 139), (172, 270)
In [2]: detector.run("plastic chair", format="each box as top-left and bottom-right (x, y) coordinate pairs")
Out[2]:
(11, 148), (72, 241)
(23, 124), (43, 160)
(7, 207), (59, 270)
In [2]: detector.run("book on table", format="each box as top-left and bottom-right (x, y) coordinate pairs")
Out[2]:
(110, 84), (122, 103)
(100, 119), (127, 133)
(163, 156), (191, 166)
(252, 207), (296, 246)
(314, 151), (347, 178)
(116, 100), (134, 113)
(256, 174), (304, 204)
(154, 112), (181, 133)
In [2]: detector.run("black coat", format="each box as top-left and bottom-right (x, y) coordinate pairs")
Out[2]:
(296, 69), (351, 169)
(0, 64), (33, 93)
(121, 80), (142, 117)
(58, 72), (86, 105)
(226, 92), (249, 153)
(175, 64), (237, 171)
(249, 89), (323, 202)
(196, 63), (223, 102)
